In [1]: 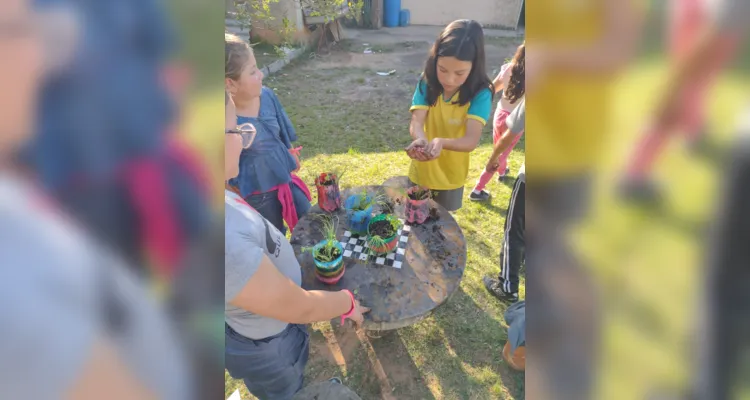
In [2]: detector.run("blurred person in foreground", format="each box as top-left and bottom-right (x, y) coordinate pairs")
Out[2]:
(620, 0), (750, 203)
(24, 0), (212, 290)
(525, 0), (645, 399)
(224, 92), (370, 399)
(646, 116), (750, 400)
(0, 0), (191, 398)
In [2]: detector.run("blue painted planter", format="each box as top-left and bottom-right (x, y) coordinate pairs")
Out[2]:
(383, 0), (401, 28)
(344, 194), (374, 235)
(399, 9), (410, 27)
(312, 240), (344, 271)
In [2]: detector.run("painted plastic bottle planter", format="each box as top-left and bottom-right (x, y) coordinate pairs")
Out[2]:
(366, 214), (400, 255)
(405, 186), (430, 224)
(315, 172), (342, 212)
(344, 194), (374, 235)
(312, 240), (345, 285)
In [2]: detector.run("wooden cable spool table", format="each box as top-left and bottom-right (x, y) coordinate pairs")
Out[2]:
(291, 184), (467, 331)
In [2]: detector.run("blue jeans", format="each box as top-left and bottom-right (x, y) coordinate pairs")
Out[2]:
(225, 323), (310, 400)
(245, 183), (311, 235)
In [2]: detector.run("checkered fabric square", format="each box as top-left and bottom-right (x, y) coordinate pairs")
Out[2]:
(339, 221), (411, 269)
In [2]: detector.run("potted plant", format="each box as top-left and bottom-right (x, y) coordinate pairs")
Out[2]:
(404, 186), (431, 224)
(366, 213), (402, 255)
(343, 189), (383, 235)
(302, 215), (345, 284)
(315, 172), (343, 212)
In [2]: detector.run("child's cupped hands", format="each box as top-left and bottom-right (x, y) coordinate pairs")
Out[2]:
(424, 138), (443, 159)
(405, 138), (431, 161)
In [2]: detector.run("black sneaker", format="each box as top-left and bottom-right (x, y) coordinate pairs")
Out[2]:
(469, 190), (491, 202)
(618, 177), (662, 207)
(497, 167), (511, 182)
(328, 377), (342, 384)
(483, 276), (519, 302)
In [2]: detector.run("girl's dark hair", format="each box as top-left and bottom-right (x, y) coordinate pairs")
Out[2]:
(420, 19), (493, 106)
(504, 42), (525, 104)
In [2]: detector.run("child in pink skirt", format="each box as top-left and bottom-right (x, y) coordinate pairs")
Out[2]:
(470, 42), (525, 202)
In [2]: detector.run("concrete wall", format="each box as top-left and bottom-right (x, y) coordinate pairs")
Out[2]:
(400, 0), (523, 29)
(227, 0), (308, 45)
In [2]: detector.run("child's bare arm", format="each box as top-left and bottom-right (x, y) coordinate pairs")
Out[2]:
(406, 110), (430, 161)
(409, 110), (428, 141)
(490, 128), (516, 161)
(434, 119), (483, 153)
(492, 71), (504, 94)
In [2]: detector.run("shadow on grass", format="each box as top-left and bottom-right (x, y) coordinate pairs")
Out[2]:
(302, 287), (520, 399)
(477, 200), (508, 218)
(433, 287), (525, 399)
(303, 322), (438, 399)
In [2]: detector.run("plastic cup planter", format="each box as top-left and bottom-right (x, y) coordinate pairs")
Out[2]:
(344, 193), (374, 235)
(365, 214), (401, 255)
(315, 172), (342, 212)
(404, 186), (430, 224)
(310, 240), (346, 285)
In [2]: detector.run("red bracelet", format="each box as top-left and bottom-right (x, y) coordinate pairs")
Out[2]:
(340, 290), (356, 326)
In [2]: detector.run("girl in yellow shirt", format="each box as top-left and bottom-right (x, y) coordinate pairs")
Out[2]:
(405, 19), (493, 212)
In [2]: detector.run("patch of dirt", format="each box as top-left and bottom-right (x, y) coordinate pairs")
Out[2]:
(340, 83), (410, 102)
(308, 325), (363, 368)
(369, 335), (429, 397)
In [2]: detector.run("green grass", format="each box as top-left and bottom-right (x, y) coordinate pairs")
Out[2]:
(226, 41), (525, 400)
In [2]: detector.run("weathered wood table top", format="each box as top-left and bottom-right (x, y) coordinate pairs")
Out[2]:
(290, 183), (467, 331)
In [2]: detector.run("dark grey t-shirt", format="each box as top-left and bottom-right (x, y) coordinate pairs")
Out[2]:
(225, 190), (302, 339)
(506, 97), (525, 135)
(507, 97), (525, 183)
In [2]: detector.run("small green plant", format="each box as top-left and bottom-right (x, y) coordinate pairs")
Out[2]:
(365, 214), (402, 258)
(302, 214), (341, 262)
(408, 186), (432, 201)
(392, 185), (432, 201)
(351, 188), (386, 211)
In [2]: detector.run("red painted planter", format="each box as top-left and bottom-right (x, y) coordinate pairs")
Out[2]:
(315, 173), (342, 212)
(405, 187), (430, 224)
(315, 266), (345, 285)
(367, 236), (398, 255)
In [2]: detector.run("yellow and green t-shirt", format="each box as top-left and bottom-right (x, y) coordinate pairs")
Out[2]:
(409, 80), (492, 190)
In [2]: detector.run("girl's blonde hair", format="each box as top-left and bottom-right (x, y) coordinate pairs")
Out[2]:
(225, 33), (253, 80)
